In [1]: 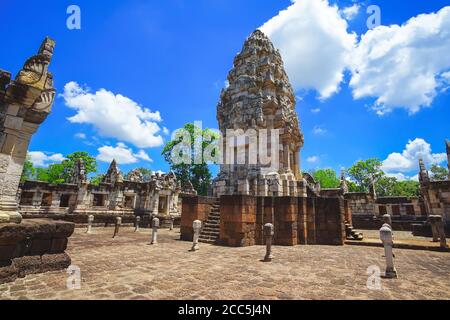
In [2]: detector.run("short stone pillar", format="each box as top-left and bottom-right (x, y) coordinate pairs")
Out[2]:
(379, 224), (397, 278)
(169, 216), (174, 231)
(113, 217), (122, 238)
(134, 216), (141, 232)
(151, 217), (159, 244)
(86, 215), (94, 234)
(429, 215), (448, 248)
(190, 220), (202, 252)
(263, 223), (274, 262)
(382, 214), (392, 228)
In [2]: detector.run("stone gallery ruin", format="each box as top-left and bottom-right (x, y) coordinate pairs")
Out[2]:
(1, 31), (449, 284)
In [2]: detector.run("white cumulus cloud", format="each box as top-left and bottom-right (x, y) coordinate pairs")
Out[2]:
(341, 4), (360, 20)
(350, 6), (450, 115)
(62, 82), (164, 148)
(382, 138), (447, 173)
(28, 152), (66, 167)
(260, 0), (356, 99)
(97, 143), (153, 165)
(307, 155), (320, 163)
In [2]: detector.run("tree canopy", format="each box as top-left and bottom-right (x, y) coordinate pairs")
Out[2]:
(162, 123), (220, 196)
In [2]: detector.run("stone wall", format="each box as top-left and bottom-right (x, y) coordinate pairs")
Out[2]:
(0, 219), (74, 284)
(180, 196), (215, 241)
(181, 194), (345, 247)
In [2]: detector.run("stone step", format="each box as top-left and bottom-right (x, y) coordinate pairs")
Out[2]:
(201, 227), (219, 233)
(199, 238), (217, 244)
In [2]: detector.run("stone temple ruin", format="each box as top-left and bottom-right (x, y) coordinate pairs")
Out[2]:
(0, 38), (73, 283)
(213, 29), (304, 198)
(18, 158), (188, 223)
(182, 30), (349, 247)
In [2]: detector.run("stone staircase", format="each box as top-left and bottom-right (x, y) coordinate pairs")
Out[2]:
(345, 223), (364, 241)
(199, 199), (221, 244)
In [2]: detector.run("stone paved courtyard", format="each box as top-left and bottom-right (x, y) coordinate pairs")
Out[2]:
(0, 227), (449, 300)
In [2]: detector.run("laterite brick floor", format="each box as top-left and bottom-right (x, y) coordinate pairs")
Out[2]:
(0, 227), (449, 300)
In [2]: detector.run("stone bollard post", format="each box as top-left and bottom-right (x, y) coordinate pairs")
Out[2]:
(151, 217), (159, 244)
(135, 216), (141, 232)
(86, 215), (94, 234)
(169, 216), (174, 231)
(263, 223), (274, 262)
(429, 215), (448, 248)
(190, 220), (202, 251)
(382, 214), (392, 228)
(379, 224), (397, 278)
(113, 217), (122, 238)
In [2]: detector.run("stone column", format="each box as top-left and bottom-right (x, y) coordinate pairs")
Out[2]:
(380, 224), (397, 278)
(0, 37), (56, 224)
(263, 223), (274, 262)
(113, 217), (122, 238)
(151, 217), (159, 244)
(382, 214), (392, 228)
(134, 216), (141, 232)
(190, 220), (202, 251)
(86, 215), (94, 234)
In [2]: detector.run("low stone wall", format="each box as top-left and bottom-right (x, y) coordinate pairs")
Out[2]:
(180, 196), (215, 241)
(0, 219), (74, 284)
(181, 195), (346, 247)
(352, 215), (428, 231)
(22, 214), (180, 229)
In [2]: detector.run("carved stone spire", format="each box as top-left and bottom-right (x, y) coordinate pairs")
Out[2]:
(103, 159), (122, 185)
(419, 158), (430, 185)
(339, 170), (349, 194)
(214, 29), (304, 196)
(0, 37), (57, 223)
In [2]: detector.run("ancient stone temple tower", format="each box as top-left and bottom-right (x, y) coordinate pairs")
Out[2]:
(213, 30), (304, 197)
(0, 37), (56, 223)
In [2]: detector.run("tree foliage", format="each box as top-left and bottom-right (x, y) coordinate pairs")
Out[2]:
(309, 169), (340, 188)
(430, 164), (448, 181)
(162, 123), (219, 196)
(21, 151), (98, 184)
(347, 158), (384, 193)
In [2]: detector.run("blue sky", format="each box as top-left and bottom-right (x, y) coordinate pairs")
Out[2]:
(1, 0), (449, 180)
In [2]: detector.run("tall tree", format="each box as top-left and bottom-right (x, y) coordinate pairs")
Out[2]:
(61, 151), (97, 181)
(21, 156), (36, 182)
(430, 164), (448, 181)
(310, 169), (340, 188)
(162, 123), (219, 196)
(347, 158), (384, 193)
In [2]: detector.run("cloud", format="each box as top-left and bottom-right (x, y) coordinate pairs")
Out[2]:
(96, 143), (153, 164)
(341, 4), (360, 20)
(162, 127), (170, 135)
(62, 82), (164, 148)
(349, 6), (450, 115)
(28, 152), (66, 167)
(382, 138), (447, 173)
(312, 125), (327, 135)
(74, 133), (86, 139)
(306, 155), (320, 163)
(260, 0), (356, 99)
(311, 108), (321, 113)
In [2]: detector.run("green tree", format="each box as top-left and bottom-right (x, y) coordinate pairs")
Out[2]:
(347, 158), (384, 193)
(310, 169), (340, 188)
(430, 164), (448, 181)
(90, 174), (105, 186)
(162, 123), (219, 196)
(61, 151), (97, 181)
(21, 156), (36, 182)
(376, 176), (398, 197)
(36, 163), (65, 184)
(392, 180), (420, 197)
